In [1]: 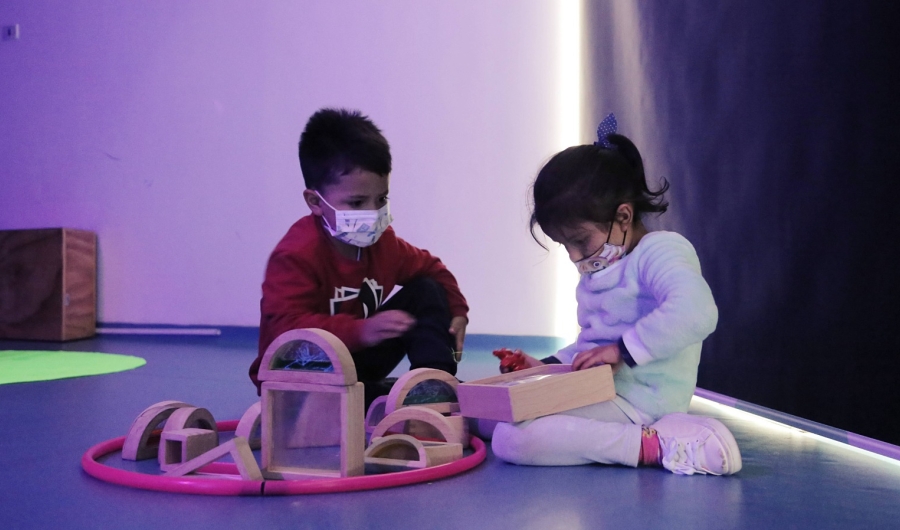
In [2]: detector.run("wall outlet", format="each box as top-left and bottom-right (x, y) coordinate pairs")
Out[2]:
(3, 24), (20, 40)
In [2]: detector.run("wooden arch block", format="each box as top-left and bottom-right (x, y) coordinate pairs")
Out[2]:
(384, 368), (460, 416)
(371, 406), (468, 449)
(164, 437), (262, 481)
(235, 401), (262, 450)
(365, 434), (463, 472)
(365, 395), (388, 436)
(163, 406), (218, 445)
(122, 401), (192, 461)
(258, 328), (357, 386)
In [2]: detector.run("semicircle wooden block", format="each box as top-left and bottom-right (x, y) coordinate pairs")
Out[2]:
(121, 400), (192, 461)
(365, 434), (464, 471)
(258, 328), (357, 386)
(370, 406), (467, 448)
(364, 434), (428, 470)
(384, 368), (460, 416)
(163, 406), (218, 444)
(365, 395), (388, 435)
(235, 401), (262, 450)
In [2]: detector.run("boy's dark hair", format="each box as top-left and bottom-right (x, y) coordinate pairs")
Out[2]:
(529, 134), (669, 248)
(298, 108), (392, 189)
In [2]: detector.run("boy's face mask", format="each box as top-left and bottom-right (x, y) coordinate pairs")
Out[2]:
(316, 192), (392, 248)
(575, 228), (627, 276)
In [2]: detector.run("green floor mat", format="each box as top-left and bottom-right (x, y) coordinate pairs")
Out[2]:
(0, 350), (146, 385)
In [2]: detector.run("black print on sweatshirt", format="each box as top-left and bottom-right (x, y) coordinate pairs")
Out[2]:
(330, 278), (384, 318)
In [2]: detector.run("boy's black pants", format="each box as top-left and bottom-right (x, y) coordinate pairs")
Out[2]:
(350, 277), (457, 409)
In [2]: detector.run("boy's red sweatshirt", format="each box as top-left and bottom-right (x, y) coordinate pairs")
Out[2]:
(249, 215), (468, 392)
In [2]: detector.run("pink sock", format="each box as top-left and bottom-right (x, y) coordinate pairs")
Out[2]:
(639, 427), (661, 466)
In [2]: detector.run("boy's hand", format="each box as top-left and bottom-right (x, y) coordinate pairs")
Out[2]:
(449, 316), (467, 361)
(360, 310), (415, 347)
(572, 344), (623, 372)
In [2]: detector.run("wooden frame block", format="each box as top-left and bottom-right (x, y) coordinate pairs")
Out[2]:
(365, 434), (463, 472)
(384, 368), (460, 416)
(0, 228), (97, 341)
(371, 406), (468, 448)
(158, 428), (218, 472)
(164, 437), (262, 481)
(261, 380), (365, 480)
(257, 328), (357, 386)
(456, 364), (616, 423)
(122, 401), (191, 461)
(235, 401), (262, 450)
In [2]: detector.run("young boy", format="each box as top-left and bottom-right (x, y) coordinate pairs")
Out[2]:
(249, 108), (469, 408)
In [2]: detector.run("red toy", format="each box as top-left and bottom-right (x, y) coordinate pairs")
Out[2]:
(493, 348), (529, 373)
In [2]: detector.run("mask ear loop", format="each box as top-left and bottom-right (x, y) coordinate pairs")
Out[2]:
(315, 191), (337, 231)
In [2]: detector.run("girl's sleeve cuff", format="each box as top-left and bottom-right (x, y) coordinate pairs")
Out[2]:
(621, 328), (654, 366)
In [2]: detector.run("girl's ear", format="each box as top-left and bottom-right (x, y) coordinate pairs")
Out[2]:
(303, 189), (325, 216)
(615, 203), (635, 228)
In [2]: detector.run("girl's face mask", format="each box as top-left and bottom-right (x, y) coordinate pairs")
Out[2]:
(316, 192), (393, 248)
(575, 227), (627, 276)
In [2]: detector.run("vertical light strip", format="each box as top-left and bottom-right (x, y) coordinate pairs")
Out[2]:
(553, 0), (582, 343)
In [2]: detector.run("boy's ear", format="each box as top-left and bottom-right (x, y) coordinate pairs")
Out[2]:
(303, 189), (324, 216)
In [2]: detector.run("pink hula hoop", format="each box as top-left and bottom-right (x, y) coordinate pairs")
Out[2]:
(81, 420), (486, 496)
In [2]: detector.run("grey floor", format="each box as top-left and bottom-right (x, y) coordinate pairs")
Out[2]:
(1, 331), (899, 529)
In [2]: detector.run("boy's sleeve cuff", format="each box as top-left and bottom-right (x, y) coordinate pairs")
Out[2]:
(621, 328), (654, 366)
(540, 355), (562, 364)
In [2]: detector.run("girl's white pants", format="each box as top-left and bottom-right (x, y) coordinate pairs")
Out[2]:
(491, 396), (654, 467)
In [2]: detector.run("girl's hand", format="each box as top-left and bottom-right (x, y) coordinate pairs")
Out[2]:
(572, 344), (623, 372)
(493, 348), (543, 373)
(448, 316), (468, 361)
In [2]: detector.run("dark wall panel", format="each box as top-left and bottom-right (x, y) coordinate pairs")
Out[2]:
(585, 1), (900, 444)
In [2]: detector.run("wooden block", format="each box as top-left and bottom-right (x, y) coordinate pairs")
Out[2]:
(371, 406), (468, 448)
(365, 395), (388, 436)
(163, 406), (218, 445)
(456, 364), (616, 423)
(261, 380), (365, 480)
(365, 434), (463, 472)
(401, 412), (469, 449)
(164, 437), (262, 481)
(229, 437), (264, 481)
(122, 401), (192, 461)
(384, 368), (460, 416)
(158, 428), (218, 472)
(0, 228), (96, 341)
(236, 401), (262, 450)
(257, 328), (357, 386)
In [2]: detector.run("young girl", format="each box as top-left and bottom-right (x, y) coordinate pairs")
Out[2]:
(491, 115), (741, 475)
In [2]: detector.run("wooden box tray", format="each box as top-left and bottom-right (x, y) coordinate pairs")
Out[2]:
(456, 363), (616, 423)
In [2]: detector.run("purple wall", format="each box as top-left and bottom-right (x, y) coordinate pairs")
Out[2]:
(0, 1), (578, 336)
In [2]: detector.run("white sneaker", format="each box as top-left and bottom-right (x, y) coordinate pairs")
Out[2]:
(651, 413), (742, 476)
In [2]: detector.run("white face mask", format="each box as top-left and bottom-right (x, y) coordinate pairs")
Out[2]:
(316, 192), (393, 248)
(575, 229), (627, 276)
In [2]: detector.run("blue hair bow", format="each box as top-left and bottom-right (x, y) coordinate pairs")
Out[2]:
(594, 113), (617, 149)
